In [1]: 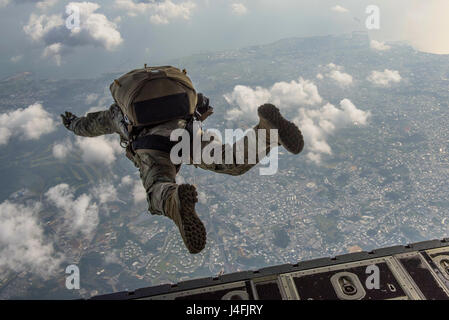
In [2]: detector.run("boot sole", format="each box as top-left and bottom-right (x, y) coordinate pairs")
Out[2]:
(258, 104), (304, 154)
(178, 184), (207, 254)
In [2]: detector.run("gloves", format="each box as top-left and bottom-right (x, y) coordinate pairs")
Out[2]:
(196, 93), (214, 121)
(60, 111), (78, 131)
(110, 104), (129, 141)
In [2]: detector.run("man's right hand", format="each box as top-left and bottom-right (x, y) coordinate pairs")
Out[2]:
(60, 111), (78, 130)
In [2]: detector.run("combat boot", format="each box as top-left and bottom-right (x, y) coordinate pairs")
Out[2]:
(257, 104), (304, 154)
(164, 184), (206, 254)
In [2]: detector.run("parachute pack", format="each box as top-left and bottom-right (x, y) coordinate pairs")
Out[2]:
(110, 65), (198, 128)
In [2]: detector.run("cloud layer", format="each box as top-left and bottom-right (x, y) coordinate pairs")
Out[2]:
(23, 2), (123, 65)
(75, 135), (123, 165)
(45, 183), (99, 238)
(53, 135), (123, 166)
(91, 180), (118, 205)
(295, 99), (371, 163)
(367, 69), (402, 87)
(322, 63), (353, 87)
(231, 3), (247, 16)
(224, 77), (322, 122)
(0, 200), (62, 278)
(52, 138), (73, 159)
(331, 5), (348, 13)
(0, 180), (122, 277)
(224, 76), (370, 164)
(119, 174), (146, 205)
(0, 103), (56, 146)
(115, 0), (196, 24)
(370, 40), (391, 51)
(1, 0), (58, 9)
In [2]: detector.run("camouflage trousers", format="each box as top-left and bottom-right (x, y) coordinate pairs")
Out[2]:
(132, 119), (273, 216)
(71, 105), (273, 216)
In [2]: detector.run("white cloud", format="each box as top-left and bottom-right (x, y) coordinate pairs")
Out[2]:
(224, 77), (322, 122)
(115, 0), (196, 25)
(118, 174), (146, 205)
(91, 181), (118, 204)
(42, 42), (63, 66)
(231, 3), (247, 16)
(23, 2), (123, 65)
(150, 0), (196, 24)
(85, 95), (110, 113)
(339, 99), (370, 125)
(85, 93), (99, 105)
(328, 70), (353, 87)
(175, 174), (185, 184)
(370, 40), (391, 51)
(113, 0), (148, 16)
(198, 190), (207, 204)
(52, 139), (73, 159)
(120, 175), (133, 187)
(10, 55), (23, 63)
(331, 5), (348, 13)
(2, 0), (58, 9)
(295, 99), (371, 164)
(53, 132), (122, 165)
(323, 63), (353, 87)
(75, 135), (122, 166)
(225, 76), (370, 165)
(0, 179), (121, 277)
(72, 2), (123, 49)
(0, 103), (56, 146)
(23, 13), (64, 41)
(45, 183), (99, 238)
(0, 200), (62, 278)
(132, 180), (146, 204)
(367, 69), (402, 86)
(306, 151), (322, 164)
(104, 249), (120, 264)
(0, 127), (12, 145)
(36, 0), (58, 10)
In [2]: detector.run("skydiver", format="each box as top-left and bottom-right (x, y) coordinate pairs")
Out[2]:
(61, 66), (304, 254)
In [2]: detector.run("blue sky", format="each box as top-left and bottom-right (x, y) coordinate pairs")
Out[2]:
(0, 0), (448, 79)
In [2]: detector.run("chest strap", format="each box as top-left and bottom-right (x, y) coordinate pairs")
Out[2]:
(131, 134), (178, 154)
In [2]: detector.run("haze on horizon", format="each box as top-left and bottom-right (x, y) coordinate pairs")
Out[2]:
(0, 0), (448, 80)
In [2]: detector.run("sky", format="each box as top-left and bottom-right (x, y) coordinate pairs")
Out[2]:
(0, 0), (448, 282)
(0, 0), (448, 79)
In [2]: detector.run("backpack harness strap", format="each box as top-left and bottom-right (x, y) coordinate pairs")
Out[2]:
(131, 134), (178, 154)
(127, 129), (185, 173)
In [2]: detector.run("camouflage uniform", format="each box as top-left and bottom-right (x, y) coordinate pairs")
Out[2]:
(70, 104), (275, 217)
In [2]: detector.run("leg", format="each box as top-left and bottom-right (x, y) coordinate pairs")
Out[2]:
(134, 149), (206, 254)
(135, 149), (178, 216)
(193, 104), (304, 176)
(193, 128), (273, 176)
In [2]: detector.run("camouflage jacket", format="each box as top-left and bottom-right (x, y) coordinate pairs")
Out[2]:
(71, 103), (187, 142)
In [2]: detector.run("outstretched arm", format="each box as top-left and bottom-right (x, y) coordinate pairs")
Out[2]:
(61, 104), (127, 138)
